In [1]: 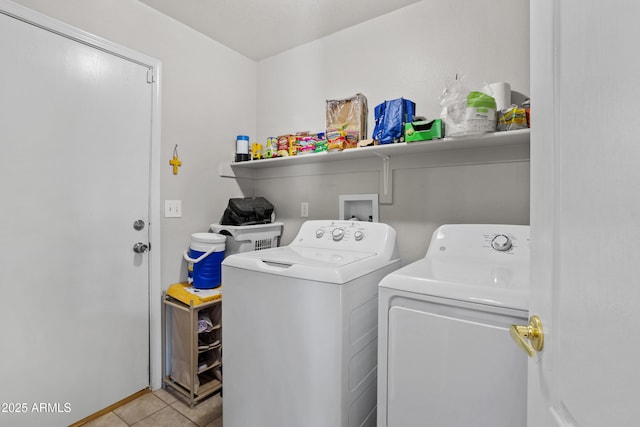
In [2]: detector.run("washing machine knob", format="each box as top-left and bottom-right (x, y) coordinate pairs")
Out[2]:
(491, 234), (513, 252)
(315, 229), (325, 238)
(354, 230), (364, 241)
(332, 228), (345, 241)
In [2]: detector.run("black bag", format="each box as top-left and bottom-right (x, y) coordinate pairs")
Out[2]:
(221, 197), (274, 226)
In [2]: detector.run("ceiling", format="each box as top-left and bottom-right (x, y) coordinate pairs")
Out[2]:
(139, 0), (422, 61)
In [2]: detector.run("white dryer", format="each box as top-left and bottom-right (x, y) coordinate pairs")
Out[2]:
(377, 224), (530, 427)
(222, 220), (400, 427)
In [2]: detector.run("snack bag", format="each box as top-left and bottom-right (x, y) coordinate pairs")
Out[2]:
(497, 105), (528, 131)
(326, 129), (346, 151)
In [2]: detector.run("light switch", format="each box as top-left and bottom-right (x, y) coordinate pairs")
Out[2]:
(165, 200), (182, 218)
(301, 202), (309, 218)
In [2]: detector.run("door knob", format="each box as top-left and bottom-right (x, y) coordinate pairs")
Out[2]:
(133, 242), (149, 253)
(510, 315), (544, 357)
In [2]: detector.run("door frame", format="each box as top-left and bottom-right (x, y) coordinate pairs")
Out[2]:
(0, 0), (163, 390)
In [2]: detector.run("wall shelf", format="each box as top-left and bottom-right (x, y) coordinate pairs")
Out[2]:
(219, 129), (530, 204)
(223, 129), (530, 171)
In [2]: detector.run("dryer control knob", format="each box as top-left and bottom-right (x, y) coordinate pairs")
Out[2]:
(354, 230), (364, 241)
(332, 228), (345, 241)
(491, 234), (513, 252)
(315, 229), (325, 238)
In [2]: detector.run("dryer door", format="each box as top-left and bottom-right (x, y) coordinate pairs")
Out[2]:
(385, 299), (527, 427)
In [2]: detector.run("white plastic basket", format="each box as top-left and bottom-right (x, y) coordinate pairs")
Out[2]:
(209, 223), (283, 256)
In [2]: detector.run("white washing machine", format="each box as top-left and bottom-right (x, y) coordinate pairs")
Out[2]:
(222, 220), (400, 427)
(377, 224), (530, 427)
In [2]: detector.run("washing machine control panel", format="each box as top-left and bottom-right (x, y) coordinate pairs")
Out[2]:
(294, 220), (397, 254)
(307, 221), (382, 248)
(314, 222), (365, 243)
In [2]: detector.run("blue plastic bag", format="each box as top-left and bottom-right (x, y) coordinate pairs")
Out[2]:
(372, 98), (416, 144)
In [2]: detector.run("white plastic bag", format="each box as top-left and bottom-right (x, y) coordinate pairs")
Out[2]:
(439, 73), (497, 137)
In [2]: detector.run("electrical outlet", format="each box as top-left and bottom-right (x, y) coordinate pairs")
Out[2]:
(301, 202), (309, 218)
(165, 200), (182, 218)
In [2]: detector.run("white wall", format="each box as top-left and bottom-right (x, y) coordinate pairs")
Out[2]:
(11, 0), (258, 286)
(254, 0), (530, 262)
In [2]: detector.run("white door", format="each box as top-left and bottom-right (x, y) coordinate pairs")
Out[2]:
(0, 7), (154, 426)
(528, 0), (640, 425)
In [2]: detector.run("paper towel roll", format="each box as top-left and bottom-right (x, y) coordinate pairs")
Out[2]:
(485, 82), (511, 111)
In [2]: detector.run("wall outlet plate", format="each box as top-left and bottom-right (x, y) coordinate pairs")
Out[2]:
(165, 200), (182, 218)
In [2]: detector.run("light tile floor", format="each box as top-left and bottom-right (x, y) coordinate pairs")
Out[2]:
(83, 389), (222, 427)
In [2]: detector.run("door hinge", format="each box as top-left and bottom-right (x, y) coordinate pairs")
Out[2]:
(146, 68), (155, 84)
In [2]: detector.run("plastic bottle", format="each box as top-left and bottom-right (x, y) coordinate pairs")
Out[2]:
(235, 135), (250, 162)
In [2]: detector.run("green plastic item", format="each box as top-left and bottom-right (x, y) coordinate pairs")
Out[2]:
(405, 119), (444, 142)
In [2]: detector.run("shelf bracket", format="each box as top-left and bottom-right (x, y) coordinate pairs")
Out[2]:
(374, 152), (392, 204)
